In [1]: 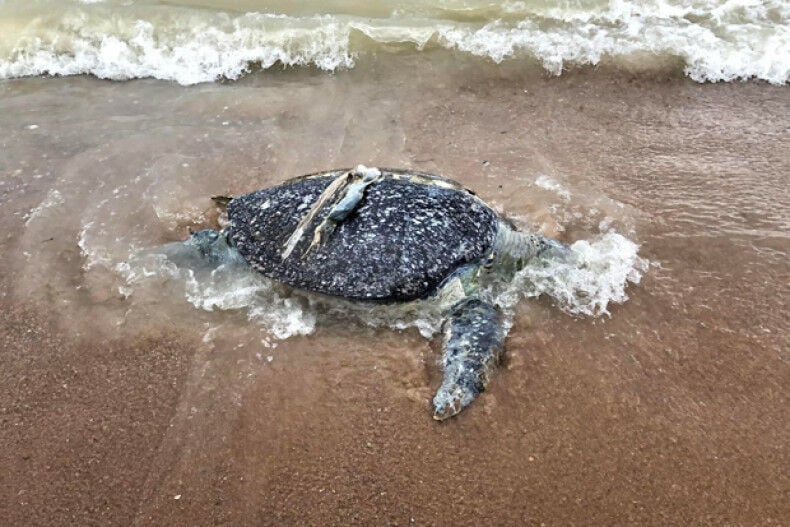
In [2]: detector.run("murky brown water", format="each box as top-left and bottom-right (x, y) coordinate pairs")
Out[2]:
(1, 53), (788, 525)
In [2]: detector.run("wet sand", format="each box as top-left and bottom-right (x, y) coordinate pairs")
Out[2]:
(1, 55), (788, 525)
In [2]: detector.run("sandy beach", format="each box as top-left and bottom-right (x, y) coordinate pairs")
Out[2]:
(1, 51), (788, 525)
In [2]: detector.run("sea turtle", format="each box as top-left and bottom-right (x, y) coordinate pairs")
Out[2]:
(159, 166), (574, 420)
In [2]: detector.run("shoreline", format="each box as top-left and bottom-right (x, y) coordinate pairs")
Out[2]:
(1, 63), (788, 525)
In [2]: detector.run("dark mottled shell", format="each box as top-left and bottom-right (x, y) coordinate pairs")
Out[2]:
(227, 169), (498, 302)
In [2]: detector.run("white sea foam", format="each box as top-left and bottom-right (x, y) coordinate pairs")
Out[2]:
(511, 232), (648, 317)
(437, 0), (790, 84)
(534, 175), (571, 201)
(118, 253), (317, 339)
(0, 0), (786, 84)
(181, 266), (317, 340)
(25, 189), (64, 226)
(0, 13), (356, 85)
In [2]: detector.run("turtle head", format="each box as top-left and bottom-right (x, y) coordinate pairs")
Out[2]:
(159, 229), (245, 270)
(480, 225), (537, 280)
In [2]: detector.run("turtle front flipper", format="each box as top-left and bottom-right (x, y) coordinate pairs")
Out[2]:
(433, 298), (507, 420)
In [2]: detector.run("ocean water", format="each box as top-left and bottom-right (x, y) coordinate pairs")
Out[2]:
(0, 0), (778, 339)
(2, 0), (789, 521)
(0, 0), (787, 85)
(1, 0), (785, 401)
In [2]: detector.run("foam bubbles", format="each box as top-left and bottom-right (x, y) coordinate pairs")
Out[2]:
(437, 0), (789, 84)
(0, 13), (356, 85)
(25, 189), (64, 226)
(118, 252), (317, 339)
(534, 175), (571, 201)
(512, 232), (648, 317)
(0, 0), (787, 84)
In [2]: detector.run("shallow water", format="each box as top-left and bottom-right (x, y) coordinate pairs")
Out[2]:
(1, 50), (788, 525)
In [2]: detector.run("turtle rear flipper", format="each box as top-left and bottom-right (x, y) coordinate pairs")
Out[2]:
(433, 298), (507, 420)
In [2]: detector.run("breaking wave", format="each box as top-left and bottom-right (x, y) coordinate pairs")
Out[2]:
(0, 0), (787, 85)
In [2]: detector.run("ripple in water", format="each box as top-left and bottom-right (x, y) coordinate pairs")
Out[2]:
(115, 229), (647, 340)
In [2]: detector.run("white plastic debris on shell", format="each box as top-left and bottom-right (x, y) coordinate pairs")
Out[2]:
(354, 164), (382, 178)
